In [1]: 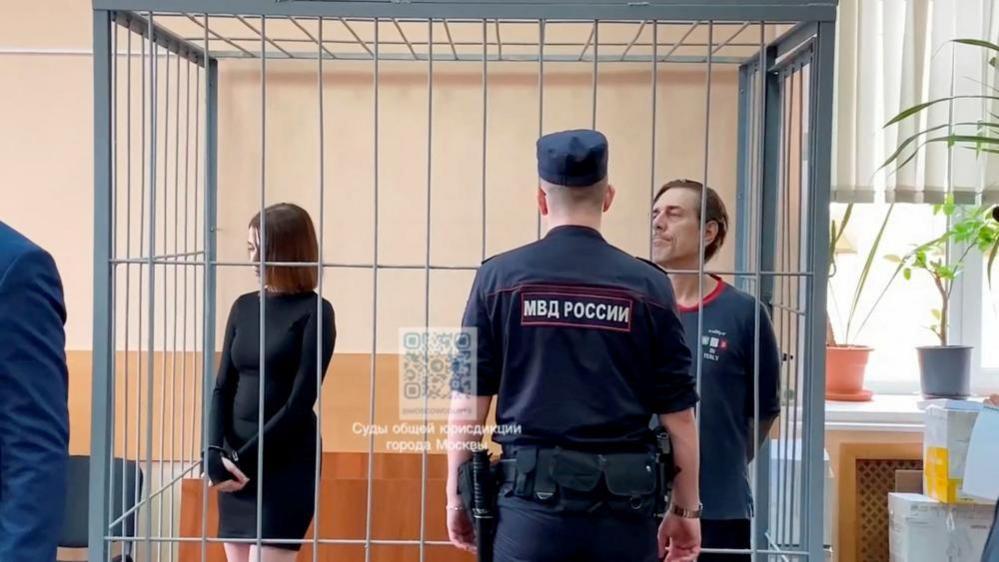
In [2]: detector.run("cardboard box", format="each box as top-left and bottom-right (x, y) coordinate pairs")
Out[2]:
(922, 400), (984, 504)
(895, 469), (923, 494)
(889, 493), (995, 562)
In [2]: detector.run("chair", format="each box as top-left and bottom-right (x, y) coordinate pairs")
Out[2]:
(59, 455), (142, 562)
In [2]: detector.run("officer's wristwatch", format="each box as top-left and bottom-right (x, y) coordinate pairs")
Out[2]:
(669, 502), (703, 519)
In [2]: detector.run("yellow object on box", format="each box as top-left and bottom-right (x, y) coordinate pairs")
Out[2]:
(922, 400), (985, 504)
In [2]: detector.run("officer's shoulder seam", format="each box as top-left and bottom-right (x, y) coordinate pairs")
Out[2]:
(633, 256), (669, 279)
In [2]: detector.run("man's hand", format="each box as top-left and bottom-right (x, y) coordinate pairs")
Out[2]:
(985, 394), (999, 406)
(211, 457), (249, 493)
(657, 513), (700, 562)
(446, 505), (477, 553)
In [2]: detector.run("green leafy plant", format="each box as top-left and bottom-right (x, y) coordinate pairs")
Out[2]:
(827, 202), (895, 346)
(879, 37), (999, 287)
(884, 199), (998, 346)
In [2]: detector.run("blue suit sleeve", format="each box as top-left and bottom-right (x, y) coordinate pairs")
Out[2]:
(648, 291), (697, 414)
(744, 302), (782, 419)
(459, 269), (499, 396)
(0, 248), (70, 562)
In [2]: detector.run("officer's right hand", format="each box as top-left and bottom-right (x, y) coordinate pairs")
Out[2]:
(446, 506), (477, 553)
(658, 513), (700, 562)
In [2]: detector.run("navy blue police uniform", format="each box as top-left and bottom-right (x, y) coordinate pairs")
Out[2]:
(460, 130), (698, 562)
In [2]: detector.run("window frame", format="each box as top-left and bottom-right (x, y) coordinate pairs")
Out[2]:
(951, 241), (999, 396)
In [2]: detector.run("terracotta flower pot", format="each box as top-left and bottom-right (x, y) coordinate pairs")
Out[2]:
(825, 345), (873, 401)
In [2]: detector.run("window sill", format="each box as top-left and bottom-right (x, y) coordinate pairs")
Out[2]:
(824, 393), (926, 432)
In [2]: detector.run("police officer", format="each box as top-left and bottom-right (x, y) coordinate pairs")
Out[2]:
(445, 129), (703, 562)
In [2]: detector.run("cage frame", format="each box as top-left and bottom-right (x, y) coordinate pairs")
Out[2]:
(91, 2), (837, 561)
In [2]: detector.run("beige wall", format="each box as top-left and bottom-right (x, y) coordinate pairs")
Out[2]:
(1, 1), (94, 350)
(1, 4), (746, 353)
(215, 59), (742, 353)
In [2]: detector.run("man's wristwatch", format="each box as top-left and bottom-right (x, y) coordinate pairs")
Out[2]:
(669, 503), (703, 519)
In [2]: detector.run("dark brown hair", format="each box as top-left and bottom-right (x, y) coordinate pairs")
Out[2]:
(249, 203), (319, 293)
(653, 179), (729, 261)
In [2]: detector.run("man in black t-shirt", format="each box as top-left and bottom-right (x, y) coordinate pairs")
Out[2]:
(651, 179), (782, 561)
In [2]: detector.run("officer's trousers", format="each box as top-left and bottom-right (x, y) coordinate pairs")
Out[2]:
(492, 496), (658, 562)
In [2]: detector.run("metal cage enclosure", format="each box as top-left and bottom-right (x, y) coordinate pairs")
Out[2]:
(90, 1), (837, 561)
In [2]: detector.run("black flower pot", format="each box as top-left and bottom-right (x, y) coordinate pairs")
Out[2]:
(916, 345), (972, 399)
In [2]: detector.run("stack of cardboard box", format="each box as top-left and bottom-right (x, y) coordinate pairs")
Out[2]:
(889, 400), (995, 562)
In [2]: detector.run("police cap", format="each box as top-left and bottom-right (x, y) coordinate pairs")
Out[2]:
(537, 129), (608, 187)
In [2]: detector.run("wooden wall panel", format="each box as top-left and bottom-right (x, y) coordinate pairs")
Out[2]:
(177, 453), (472, 562)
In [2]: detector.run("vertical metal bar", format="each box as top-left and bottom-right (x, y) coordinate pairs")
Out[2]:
(806, 22), (835, 559)
(536, 19), (544, 239)
(91, 9), (114, 562)
(181, 51), (191, 480)
(779, 67), (794, 549)
(191, 48), (202, 482)
(694, 21), (714, 419)
(751, 23), (771, 562)
(256, 14), (267, 555)
(736, 57), (754, 559)
(648, 20), (657, 259)
(313, 16), (324, 562)
(591, 20), (598, 128)
(169, 50), (181, 562)
(158, 47), (171, 562)
(107, 20), (118, 562)
(781, 65), (795, 548)
(789, 63), (804, 549)
(419, 19), (434, 562)
(200, 16), (218, 562)
(758, 42), (782, 553)
(122, 28), (133, 556)
(144, 12), (159, 560)
(760, 59), (780, 309)
(363, 18), (380, 562)
(736, 65), (750, 275)
(481, 18), (487, 261)
(135, 28), (148, 561)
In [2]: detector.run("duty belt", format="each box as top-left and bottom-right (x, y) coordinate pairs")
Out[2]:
(495, 447), (660, 515)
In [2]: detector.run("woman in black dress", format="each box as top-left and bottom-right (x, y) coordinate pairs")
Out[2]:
(206, 203), (336, 562)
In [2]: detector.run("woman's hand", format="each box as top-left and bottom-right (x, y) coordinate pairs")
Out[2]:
(985, 394), (999, 406)
(211, 457), (250, 493)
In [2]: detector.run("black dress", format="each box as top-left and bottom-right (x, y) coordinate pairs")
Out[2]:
(206, 290), (335, 550)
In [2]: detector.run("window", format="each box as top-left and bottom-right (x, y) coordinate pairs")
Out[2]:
(981, 267), (999, 370)
(827, 202), (948, 394)
(829, 202), (999, 395)
(957, 249), (999, 395)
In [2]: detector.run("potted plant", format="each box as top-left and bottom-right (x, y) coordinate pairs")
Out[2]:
(825, 203), (894, 401)
(879, 38), (999, 397)
(886, 199), (997, 398)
